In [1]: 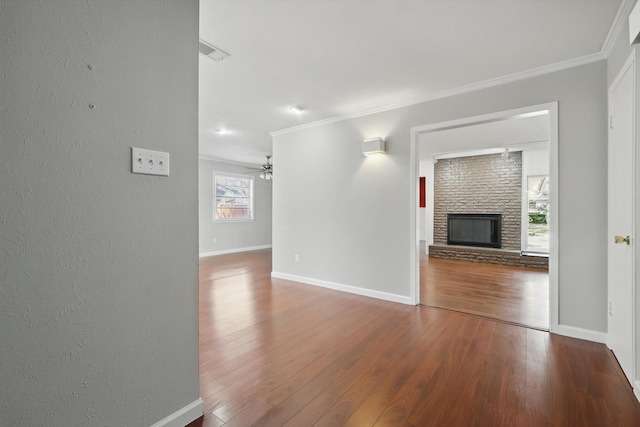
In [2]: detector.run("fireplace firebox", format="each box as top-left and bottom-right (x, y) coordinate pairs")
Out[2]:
(447, 213), (501, 248)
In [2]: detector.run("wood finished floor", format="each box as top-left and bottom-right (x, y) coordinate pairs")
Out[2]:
(420, 254), (549, 330)
(191, 249), (640, 427)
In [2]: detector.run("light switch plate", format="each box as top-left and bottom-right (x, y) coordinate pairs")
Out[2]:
(131, 147), (170, 176)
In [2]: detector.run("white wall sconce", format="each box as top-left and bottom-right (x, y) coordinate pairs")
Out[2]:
(362, 137), (386, 156)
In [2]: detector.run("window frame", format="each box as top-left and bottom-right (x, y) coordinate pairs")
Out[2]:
(213, 171), (255, 223)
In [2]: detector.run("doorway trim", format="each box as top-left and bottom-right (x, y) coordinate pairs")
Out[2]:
(409, 102), (559, 333)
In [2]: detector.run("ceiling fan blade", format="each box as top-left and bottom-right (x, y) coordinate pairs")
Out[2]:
(242, 156), (272, 175)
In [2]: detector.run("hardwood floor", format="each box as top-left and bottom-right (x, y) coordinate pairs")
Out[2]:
(420, 254), (549, 330)
(191, 249), (640, 427)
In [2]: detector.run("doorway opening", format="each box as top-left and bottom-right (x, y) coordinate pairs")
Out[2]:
(410, 103), (558, 331)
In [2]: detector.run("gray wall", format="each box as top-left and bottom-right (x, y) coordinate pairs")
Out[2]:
(199, 158), (272, 254)
(0, 1), (199, 426)
(273, 60), (607, 333)
(434, 153), (522, 250)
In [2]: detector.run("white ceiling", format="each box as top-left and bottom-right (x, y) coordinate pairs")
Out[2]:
(419, 112), (550, 157)
(199, 0), (622, 165)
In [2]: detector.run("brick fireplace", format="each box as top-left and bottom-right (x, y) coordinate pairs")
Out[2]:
(429, 152), (548, 269)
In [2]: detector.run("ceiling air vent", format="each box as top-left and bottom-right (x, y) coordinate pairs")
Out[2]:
(199, 39), (230, 61)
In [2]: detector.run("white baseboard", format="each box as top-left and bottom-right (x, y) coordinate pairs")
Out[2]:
(199, 244), (272, 258)
(635, 381), (640, 403)
(553, 324), (607, 343)
(150, 398), (203, 427)
(271, 271), (413, 305)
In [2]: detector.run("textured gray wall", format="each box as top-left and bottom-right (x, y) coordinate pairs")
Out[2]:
(0, 1), (199, 425)
(433, 153), (522, 249)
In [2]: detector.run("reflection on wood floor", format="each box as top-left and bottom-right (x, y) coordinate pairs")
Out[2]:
(190, 249), (640, 427)
(420, 247), (549, 330)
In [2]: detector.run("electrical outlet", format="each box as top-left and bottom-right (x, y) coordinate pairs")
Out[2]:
(213, 238), (217, 244)
(294, 254), (300, 263)
(131, 147), (170, 176)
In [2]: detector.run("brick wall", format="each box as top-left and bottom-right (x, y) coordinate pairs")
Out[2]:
(434, 152), (522, 250)
(429, 244), (548, 269)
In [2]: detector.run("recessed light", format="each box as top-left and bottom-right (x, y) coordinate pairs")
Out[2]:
(214, 128), (229, 135)
(289, 106), (306, 114)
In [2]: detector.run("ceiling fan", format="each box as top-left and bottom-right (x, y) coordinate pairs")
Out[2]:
(245, 155), (273, 180)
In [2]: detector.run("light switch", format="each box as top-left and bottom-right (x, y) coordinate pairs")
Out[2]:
(131, 147), (170, 176)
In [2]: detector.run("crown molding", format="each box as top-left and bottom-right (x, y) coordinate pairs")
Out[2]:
(198, 155), (256, 168)
(270, 1), (628, 138)
(271, 52), (604, 137)
(602, 0), (636, 58)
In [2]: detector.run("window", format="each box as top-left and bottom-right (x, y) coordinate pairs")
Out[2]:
(526, 175), (549, 253)
(213, 172), (254, 221)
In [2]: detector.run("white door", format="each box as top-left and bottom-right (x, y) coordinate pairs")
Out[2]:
(607, 53), (635, 385)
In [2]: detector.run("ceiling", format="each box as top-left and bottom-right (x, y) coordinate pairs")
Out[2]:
(199, 0), (622, 165)
(419, 112), (550, 157)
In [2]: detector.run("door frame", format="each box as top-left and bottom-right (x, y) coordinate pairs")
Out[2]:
(409, 102), (559, 332)
(607, 49), (637, 391)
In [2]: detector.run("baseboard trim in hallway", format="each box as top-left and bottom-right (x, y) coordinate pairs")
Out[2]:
(199, 245), (272, 258)
(554, 324), (607, 344)
(271, 271), (414, 305)
(150, 398), (203, 427)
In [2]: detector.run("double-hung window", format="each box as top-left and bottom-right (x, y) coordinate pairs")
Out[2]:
(213, 171), (254, 221)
